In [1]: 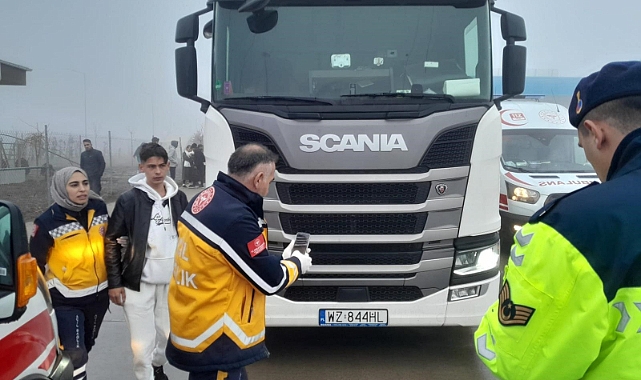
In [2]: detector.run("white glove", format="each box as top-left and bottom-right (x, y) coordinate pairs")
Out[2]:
(282, 239), (295, 259)
(282, 239), (310, 260)
(291, 251), (312, 274)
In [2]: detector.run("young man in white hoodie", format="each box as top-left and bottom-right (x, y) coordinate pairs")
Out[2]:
(105, 143), (188, 380)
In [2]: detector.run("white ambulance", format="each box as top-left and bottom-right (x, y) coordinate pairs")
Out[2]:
(499, 98), (598, 241)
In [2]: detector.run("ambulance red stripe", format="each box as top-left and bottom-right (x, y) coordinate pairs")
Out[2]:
(0, 309), (56, 380)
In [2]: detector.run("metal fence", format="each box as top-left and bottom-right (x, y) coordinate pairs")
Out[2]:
(0, 127), (187, 223)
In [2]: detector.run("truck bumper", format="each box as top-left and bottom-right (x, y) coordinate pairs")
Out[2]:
(265, 273), (500, 327)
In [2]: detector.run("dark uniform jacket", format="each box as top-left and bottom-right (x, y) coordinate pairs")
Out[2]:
(475, 128), (641, 379)
(166, 172), (302, 372)
(104, 187), (188, 291)
(80, 149), (106, 179)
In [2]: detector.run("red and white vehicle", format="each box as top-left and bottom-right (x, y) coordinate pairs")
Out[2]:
(0, 200), (72, 380)
(499, 98), (598, 240)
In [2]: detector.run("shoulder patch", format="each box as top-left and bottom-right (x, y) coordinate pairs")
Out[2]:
(499, 281), (535, 326)
(31, 224), (39, 237)
(191, 187), (215, 214)
(247, 234), (267, 258)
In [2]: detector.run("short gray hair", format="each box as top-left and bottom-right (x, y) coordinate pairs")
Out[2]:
(227, 143), (278, 177)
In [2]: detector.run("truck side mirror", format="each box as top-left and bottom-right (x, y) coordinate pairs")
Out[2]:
(501, 12), (526, 42)
(176, 46), (199, 99)
(176, 14), (199, 44)
(502, 45), (526, 96)
(0, 201), (38, 323)
(175, 6), (213, 113)
(492, 8), (527, 103)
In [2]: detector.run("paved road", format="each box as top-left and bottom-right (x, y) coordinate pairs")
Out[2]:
(89, 305), (497, 379)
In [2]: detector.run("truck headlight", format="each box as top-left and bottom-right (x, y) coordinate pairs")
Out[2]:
(453, 242), (500, 276)
(507, 182), (540, 204)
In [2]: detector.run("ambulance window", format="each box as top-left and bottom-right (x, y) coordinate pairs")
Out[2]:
(0, 205), (11, 287)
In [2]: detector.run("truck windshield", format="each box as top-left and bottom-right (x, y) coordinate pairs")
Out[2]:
(502, 130), (595, 173)
(211, 2), (491, 104)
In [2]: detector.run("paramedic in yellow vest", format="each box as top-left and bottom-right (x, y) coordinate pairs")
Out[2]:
(166, 143), (312, 380)
(30, 167), (110, 380)
(475, 61), (641, 379)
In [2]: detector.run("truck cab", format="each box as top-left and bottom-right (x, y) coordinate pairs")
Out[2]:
(0, 201), (73, 380)
(174, 0), (526, 327)
(499, 98), (598, 240)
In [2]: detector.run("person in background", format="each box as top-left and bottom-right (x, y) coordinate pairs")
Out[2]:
(475, 61), (641, 379)
(182, 144), (193, 188)
(197, 144), (206, 186)
(168, 140), (179, 180)
(30, 167), (110, 380)
(191, 143), (205, 188)
(80, 139), (106, 195)
(166, 143), (312, 380)
(105, 143), (188, 380)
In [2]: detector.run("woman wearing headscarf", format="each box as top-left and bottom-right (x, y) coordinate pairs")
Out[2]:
(30, 167), (110, 380)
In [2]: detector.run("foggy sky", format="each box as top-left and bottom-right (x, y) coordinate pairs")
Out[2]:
(1, 0), (640, 139)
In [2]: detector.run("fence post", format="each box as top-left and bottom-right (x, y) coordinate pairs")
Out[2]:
(108, 130), (113, 167)
(45, 125), (51, 203)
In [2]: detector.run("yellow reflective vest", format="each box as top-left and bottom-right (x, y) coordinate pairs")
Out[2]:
(476, 130), (641, 379)
(30, 199), (109, 297)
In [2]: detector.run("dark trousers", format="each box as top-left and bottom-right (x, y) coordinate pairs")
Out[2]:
(52, 289), (109, 378)
(183, 166), (192, 185)
(170, 166), (176, 180)
(189, 367), (248, 380)
(191, 166), (202, 186)
(88, 175), (102, 195)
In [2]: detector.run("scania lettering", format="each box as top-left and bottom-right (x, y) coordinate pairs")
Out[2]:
(174, 0), (526, 327)
(299, 134), (409, 153)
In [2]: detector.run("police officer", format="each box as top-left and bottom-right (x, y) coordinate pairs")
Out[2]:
(166, 143), (312, 380)
(475, 61), (641, 379)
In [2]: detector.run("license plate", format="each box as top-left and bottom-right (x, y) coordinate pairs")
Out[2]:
(319, 309), (388, 327)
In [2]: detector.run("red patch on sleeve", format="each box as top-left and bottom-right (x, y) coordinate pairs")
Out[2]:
(31, 224), (39, 238)
(191, 187), (215, 214)
(247, 234), (267, 257)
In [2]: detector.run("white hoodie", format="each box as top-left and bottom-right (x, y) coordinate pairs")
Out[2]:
(128, 173), (179, 284)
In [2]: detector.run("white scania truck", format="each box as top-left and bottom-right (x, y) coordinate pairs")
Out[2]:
(174, 0), (526, 327)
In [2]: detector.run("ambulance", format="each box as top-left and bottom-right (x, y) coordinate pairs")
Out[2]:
(499, 98), (598, 240)
(0, 200), (72, 380)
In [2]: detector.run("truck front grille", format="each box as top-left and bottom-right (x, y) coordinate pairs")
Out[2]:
(419, 124), (477, 169)
(310, 253), (422, 265)
(276, 182), (430, 205)
(284, 286), (424, 302)
(280, 213), (428, 235)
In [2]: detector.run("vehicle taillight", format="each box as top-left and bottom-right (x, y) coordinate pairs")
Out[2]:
(16, 253), (38, 308)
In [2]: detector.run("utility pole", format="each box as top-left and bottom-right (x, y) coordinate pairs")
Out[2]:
(108, 130), (112, 167)
(44, 125), (51, 203)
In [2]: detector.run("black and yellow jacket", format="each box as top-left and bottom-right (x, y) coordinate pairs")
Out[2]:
(30, 199), (109, 298)
(475, 128), (641, 379)
(166, 172), (302, 373)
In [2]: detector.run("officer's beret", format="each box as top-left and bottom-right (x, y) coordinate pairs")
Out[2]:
(569, 61), (641, 127)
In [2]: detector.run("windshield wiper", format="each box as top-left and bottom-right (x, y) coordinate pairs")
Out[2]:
(223, 96), (334, 105)
(503, 165), (530, 173)
(341, 93), (454, 103)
